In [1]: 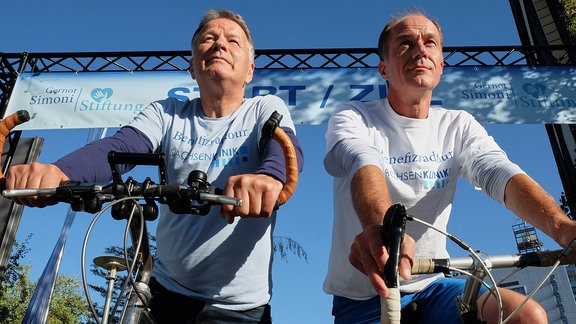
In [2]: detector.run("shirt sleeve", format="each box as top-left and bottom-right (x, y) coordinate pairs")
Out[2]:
(53, 126), (154, 183)
(256, 126), (304, 183)
(324, 138), (385, 178)
(324, 103), (385, 178)
(458, 115), (525, 205)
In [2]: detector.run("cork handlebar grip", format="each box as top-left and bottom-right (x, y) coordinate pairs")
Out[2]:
(0, 110), (30, 179)
(262, 111), (299, 206)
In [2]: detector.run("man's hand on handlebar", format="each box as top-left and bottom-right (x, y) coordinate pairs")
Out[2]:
(349, 224), (416, 298)
(5, 162), (70, 208)
(220, 174), (283, 224)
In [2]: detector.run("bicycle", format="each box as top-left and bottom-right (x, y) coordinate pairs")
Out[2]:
(380, 203), (576, 324)
(0, 110), (299, 324)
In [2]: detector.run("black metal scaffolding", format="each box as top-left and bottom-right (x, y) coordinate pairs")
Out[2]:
(0, 46), (575, 277)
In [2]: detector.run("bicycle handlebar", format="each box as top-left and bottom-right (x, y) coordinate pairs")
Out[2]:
(380, 203), (576, 324)
(411, 246), (576, 275)
(2, 173), (242, 215)
(1, 110), (299, 216)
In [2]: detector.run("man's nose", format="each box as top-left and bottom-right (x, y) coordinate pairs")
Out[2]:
(212, 37), (227, 51)
(413, 42), (427, 59)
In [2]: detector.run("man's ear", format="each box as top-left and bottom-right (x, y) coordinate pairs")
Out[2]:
(439, 60), (444, 75)
(189, 57), (196, 79)
(378, 60), (388, 81)
(244, 62), (255, 85)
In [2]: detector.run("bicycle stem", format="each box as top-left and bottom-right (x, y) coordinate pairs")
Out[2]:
(458, 251), (490, 322)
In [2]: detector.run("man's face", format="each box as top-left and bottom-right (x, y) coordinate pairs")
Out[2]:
(379, 15), (444, 92)
(190, 18), (254, 87)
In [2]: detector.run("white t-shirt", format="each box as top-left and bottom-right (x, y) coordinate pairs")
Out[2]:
(128, 95), (296, 310)
(323, 98), (524, 300)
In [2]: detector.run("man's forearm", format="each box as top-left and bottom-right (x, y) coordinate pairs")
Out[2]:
(351, 165), (393, 228)
(504, 173), (575, 247)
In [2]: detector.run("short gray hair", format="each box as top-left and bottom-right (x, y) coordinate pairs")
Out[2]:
(377, 10), (443, 61)
(191, 9), (255, 62)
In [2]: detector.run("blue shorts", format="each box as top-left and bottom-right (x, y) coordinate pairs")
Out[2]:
(332, 278), (488, 324)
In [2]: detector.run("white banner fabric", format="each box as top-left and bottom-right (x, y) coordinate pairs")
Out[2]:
(5, 66), (576, 130)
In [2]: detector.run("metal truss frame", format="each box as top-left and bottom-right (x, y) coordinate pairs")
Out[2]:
(2, 45), (576, 114)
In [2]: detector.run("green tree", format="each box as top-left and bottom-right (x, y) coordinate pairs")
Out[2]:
(0, 235), (91, 323)
(273, 235), (309, 263)
(558, 0), (576, 42)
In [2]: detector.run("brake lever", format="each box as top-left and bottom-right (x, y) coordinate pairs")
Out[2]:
(382, 203), (407, 289)
(56, 182), (110, 213)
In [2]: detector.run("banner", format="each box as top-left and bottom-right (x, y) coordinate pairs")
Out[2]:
(6, 66), (576, 130)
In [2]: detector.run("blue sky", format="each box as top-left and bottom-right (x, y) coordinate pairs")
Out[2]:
(1, 1), (566, 323)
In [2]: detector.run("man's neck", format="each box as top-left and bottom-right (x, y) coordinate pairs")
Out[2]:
(387, 90), (432, 119)
(199, 81), (246, 118)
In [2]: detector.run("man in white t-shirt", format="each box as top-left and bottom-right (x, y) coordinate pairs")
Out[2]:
(323, 10), (575, 324)
(7, 9), (303, 323)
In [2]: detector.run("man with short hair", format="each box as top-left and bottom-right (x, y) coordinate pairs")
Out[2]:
(7, 9), (304, 323)
(323, 10), (572, 323)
